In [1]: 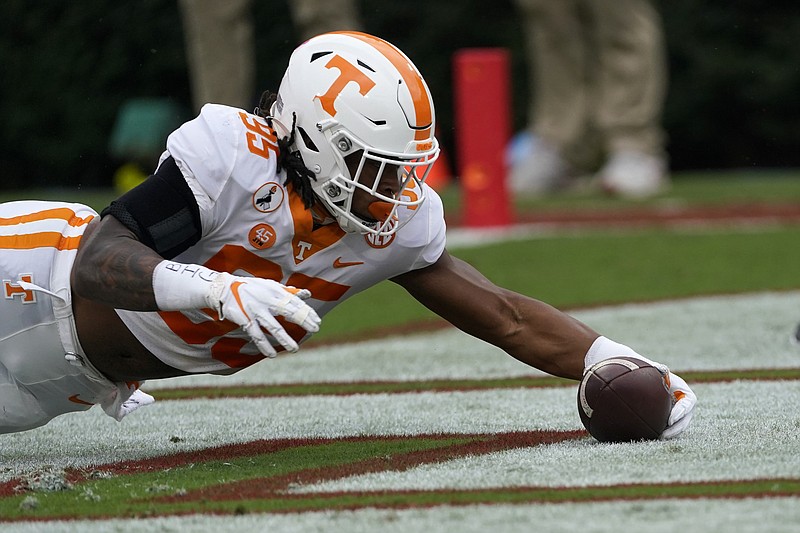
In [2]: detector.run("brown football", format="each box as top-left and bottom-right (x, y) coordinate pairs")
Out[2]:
(578, 356), (672, 442)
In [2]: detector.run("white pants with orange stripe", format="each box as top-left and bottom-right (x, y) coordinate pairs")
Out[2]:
(0, 201), (137, 433)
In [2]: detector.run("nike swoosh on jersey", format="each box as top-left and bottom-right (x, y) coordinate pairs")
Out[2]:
(333, 257), (365, 268)
(68, 394), (94, 406)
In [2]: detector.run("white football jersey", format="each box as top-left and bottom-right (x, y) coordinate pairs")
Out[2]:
(117, 104), (446, 374)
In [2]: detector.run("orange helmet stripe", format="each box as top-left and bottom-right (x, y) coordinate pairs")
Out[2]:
(333, 31), (433, 140)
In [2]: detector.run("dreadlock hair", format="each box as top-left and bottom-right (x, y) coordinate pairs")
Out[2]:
(255, 90), (317, 208)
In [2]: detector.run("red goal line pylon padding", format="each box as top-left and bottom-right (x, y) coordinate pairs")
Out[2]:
(453, 48), (514, 228)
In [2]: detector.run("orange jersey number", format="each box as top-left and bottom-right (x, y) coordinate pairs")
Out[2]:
(160, 244), (350, 369)
(239, 112), (278, 160)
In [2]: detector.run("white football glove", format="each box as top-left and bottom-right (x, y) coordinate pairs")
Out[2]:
(205, 272), (321, 358)
(660, 369), (697, 439)
(585, 336), (697, 439)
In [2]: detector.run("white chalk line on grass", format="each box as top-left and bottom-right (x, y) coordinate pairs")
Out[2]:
(2, 291), (797, 481)
(2, 382), (797, 488)
(5, 498), (800, 533)
(289, 380), (800, 493)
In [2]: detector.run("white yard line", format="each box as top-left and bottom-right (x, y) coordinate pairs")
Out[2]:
(2, 380), (798, 486)
(2, 291), (797, 481)
(289, 380), (800, 492)
(6, 498), (800, 533)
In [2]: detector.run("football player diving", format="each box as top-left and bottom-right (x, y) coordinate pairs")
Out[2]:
(0, 32), (695, 435)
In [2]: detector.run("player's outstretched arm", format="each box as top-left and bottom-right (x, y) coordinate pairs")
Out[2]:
(391, 250), (597, 380)
(393, 250), (696, 438)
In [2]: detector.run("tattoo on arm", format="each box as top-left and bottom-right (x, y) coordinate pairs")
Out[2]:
(73, 218), (164, 310)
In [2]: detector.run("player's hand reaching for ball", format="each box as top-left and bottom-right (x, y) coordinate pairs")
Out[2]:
(659, 369), (696, 439)
(206, 273), (320, 357)
(585, 336), (697, 439)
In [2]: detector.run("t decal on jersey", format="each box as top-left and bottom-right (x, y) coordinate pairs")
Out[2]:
(295, 241), (313, 261)
(286, 183), (345, 265)
(238, 112), (278, 160)
(3, 274), (36, 303)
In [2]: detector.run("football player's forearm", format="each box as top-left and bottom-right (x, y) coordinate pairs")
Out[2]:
(436, 291), (592, 380)
(72, 218), (161, 310)
(502, 293), (596, 380)
(396, 252), (593, 380)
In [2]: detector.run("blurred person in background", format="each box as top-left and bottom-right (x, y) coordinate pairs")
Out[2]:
(288, 0), (364, 41)
(179, 0), (257, 111)
(179, 0), (363, 111)
(108, 0), (363, 193)
(510, 0), (669, 199)
(109, 0), (265, 194)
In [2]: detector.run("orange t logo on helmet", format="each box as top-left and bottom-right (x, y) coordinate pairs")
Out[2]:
(315, 54), (376, 117)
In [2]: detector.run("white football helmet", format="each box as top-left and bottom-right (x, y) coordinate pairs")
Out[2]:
(270, 31), (440, 236)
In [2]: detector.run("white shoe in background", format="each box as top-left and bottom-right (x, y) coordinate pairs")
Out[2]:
(599, 150), (669, 199)
(509, 138), (573, 194)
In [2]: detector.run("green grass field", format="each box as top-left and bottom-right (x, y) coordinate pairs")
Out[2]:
(323, 169), (800, 341)
(2, 291), (799, 530)
(1, 171), (799, 531)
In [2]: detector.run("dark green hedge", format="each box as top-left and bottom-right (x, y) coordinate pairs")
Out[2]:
(0, 0), (797, 189)
(659, 0), (800, 170)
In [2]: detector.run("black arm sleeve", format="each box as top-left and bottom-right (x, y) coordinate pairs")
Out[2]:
(101, 156), (202, 259)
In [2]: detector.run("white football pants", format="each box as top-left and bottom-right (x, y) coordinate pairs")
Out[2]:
(0, 201), (131, 433)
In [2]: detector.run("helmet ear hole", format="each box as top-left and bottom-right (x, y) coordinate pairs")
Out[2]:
(297, 127), (319, 152)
